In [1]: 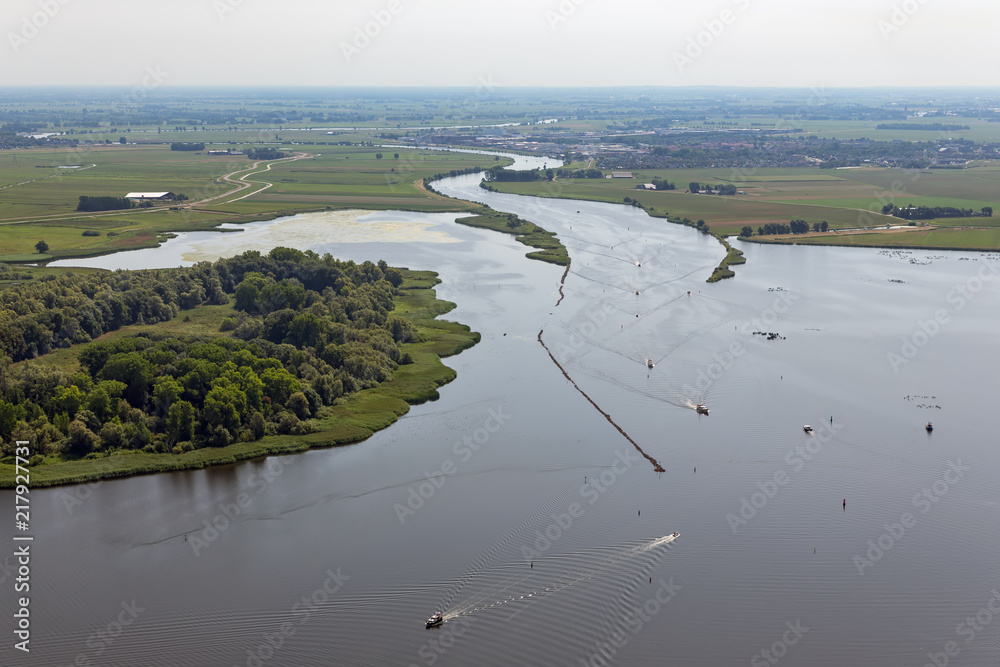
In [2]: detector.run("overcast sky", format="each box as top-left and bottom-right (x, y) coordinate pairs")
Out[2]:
(2, 0), (998, 89)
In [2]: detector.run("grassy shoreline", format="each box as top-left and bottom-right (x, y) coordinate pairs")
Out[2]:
(484, 170), (1000, 258)
(742, 228), (1000, 252)
(455, 211), (570, 266)
(708, 240), (746, 282)
(0, 269), (479, 488)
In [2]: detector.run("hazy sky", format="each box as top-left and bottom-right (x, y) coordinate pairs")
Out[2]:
(2, 0), (998, 89)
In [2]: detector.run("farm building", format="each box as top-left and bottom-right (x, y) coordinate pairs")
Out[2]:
(125, 192), (174, 201)
(611, 171), (633, 178)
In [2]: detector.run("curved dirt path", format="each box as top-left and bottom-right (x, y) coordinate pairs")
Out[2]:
(0, 153), (311, 225)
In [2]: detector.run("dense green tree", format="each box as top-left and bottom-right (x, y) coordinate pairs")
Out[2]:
(66, 419), (99, 457)
(152, 377), (183, 417)
(99, 420), (126, 449)
(203, 381), (247, 435)
(0, 248), (419, 455)
(166, 400), (195, 444)
(0, 400), (24, 439)
(99, 352), (155, 406)
(260, 367), (302, 405)
(287, 312), (324, 348)
(53, 385), (84, 418)
(287, 391), (311, 420)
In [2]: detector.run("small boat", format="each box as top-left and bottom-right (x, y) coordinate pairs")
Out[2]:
(426, 613), (444, 628)
(926, 422), (933, 432)
(803, 425), (813, 433)
(646, 360), (654, 369)
(696, 404), (709, 415)
(672, 532), (679, 537)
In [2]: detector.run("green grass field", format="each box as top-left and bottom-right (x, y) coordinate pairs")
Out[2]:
(0, 144), (511, 262)
(758, 226), (1000, 250)
(487, 166), (1000, 250)
(681, 116), (1000, 143)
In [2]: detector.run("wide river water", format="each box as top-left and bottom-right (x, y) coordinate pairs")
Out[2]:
(3, 154), (999, 666)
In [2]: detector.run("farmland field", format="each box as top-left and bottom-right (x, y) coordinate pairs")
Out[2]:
(0, 143), (509, 261)
(487, 165), (1000, 247)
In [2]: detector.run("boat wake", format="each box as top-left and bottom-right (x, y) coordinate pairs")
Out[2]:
(443, 534), (678, 621)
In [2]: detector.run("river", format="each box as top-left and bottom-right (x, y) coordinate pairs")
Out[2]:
(3, 154), (999, 666)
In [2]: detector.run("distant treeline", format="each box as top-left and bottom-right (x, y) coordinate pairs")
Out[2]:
(0, 249), (413, 457)
(422, 166), (484, 194)
(555, 168), (604, 179)
(170, 142), (205, 151)
(246, 148), (287, 160)
(483, 166), (541, 182)
(746, 219), (825, 236)
(76, 196), (134, 212)
(690, 182), (736, 195)
(882, 203), (993, 220)
(649, 178), (676, 190)
(875, 123), (971, 131)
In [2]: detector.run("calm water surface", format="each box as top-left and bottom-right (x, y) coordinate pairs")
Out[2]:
(4, 154), (999, 666)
